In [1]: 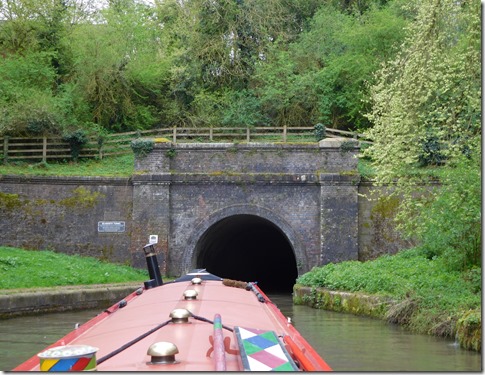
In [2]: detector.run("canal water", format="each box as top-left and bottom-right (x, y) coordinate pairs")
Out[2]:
(271, 294), (481, 372)
(1, 294), (481, 371)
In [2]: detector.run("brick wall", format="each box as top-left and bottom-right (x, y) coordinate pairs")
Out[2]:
(0, 140), (408, 275)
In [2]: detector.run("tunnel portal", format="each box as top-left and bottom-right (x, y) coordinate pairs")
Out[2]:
(195, 215), (298, 293)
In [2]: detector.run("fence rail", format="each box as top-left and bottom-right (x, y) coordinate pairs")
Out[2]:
(0, 126), (371, 164)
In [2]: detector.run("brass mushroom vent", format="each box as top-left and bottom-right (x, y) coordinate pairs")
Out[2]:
(169, 308), (191, 324)
(183, 289), (198, 300)
(147, 342), (179, 365)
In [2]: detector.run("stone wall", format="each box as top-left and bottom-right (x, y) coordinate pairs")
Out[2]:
(135, 140), (358, 174)
(358, 182), (417, 261)
(0, 176), (134, 264)
(0, 283), (142, 318)
(0, 140), (410, 274)
(131, 139), (360, 275)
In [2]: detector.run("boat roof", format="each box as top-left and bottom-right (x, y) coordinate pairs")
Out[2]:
(13, 271), (331, 371)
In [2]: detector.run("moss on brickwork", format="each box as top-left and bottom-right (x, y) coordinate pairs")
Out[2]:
(339, 170), (359, 176)
(154, 137), (171, 143)
(294, 285), (481, 352)
(0, 192), (23, 210)
(364, 195), (412, 259)
(371, 195), (399, 219)
(293, 285), (392, 319)
(58, 187), (104, 209)
(370, 195), (400, 242)
(100, 244), (115, 261)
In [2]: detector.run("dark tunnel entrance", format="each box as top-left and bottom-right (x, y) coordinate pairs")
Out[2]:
(195, 215), (298, 293)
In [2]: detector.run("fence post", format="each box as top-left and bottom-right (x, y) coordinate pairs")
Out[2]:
(209, 126), (213, 142)
(283, 125), (287, 142)
(42, 137), (47, 163)
(246, 127), (250, 142)
(172, 127), (177, 143)
(3, 136), (8, 164)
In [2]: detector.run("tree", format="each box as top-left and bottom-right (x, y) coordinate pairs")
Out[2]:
(364, 0), (481, 270)
(254, 45), (320, 127)
(316, 1), (408, 130)
(152, 0), (326, 126)
(67, 0), (169, 131)
(0, 51), (62, 135)
(0, 0), (102, 135)
(254, 1), (408, 129)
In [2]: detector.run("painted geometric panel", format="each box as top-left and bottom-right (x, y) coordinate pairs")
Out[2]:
(234, 327), (299, 371)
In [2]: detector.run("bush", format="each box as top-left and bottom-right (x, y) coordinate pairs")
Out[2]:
(131, 138), (154, 158)
(221, 89), (266, 127)
(314, 123), (326, 141)
(63, 129), (88, 161)
(415, 153), (481, 271)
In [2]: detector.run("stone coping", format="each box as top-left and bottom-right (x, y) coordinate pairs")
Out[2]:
(0, 175), (132, 185)
(132, 172), (360, 185)
(0, 282), (142, 296)
(151, 137), (359, 150)
(0, 282), (143, 319)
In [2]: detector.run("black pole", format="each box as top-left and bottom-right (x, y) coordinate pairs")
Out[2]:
(97, 319), (171, 365)
(143, 244), (163, 287)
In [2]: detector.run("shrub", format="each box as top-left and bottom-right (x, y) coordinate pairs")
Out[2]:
(416, 154), (481, 271)
(131, 138), (154, 158)
(63, 129), (88, 161)
(314, 123), (326, 141)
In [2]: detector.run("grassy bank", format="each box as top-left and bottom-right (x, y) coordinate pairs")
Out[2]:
(0, 246), (148, 290)
(0, 152), (374, 179)
(295, 248), (481, 351)
(0, 154), (135, 177)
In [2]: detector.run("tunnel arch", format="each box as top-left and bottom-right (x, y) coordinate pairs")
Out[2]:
(181, 205), (306, 293)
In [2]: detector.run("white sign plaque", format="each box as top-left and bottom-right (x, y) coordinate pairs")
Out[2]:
(98, 221), (125, 233)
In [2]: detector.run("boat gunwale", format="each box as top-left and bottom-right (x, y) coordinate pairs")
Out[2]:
(12, 274), (332, 372)
(12, 287), (144, 371)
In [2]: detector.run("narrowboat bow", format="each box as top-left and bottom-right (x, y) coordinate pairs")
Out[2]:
(13, 269), (332, 371)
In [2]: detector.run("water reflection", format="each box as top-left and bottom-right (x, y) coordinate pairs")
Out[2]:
(0, 295), (481, 372)
(0, 309), (102, 371)
(270, 294), (481, 372)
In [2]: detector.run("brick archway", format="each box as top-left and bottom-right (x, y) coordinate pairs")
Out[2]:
(183, 205), (306, 289)
(132, 141), (360, 277)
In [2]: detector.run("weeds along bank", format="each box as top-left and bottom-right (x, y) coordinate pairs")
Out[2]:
(293, 248), (481, 352)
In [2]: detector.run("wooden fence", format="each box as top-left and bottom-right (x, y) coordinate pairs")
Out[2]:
(0, 126), (371, 164)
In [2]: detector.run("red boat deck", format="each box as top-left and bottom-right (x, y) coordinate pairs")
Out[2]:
(14, 273), (332, 371)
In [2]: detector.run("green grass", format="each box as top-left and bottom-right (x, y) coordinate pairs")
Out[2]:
(0, 154), (135, 177)
(296, 248), (481, 337)
(297, 248), (480, 312)
(0, 246), (148, 290)
(0, 153), (374, 178)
